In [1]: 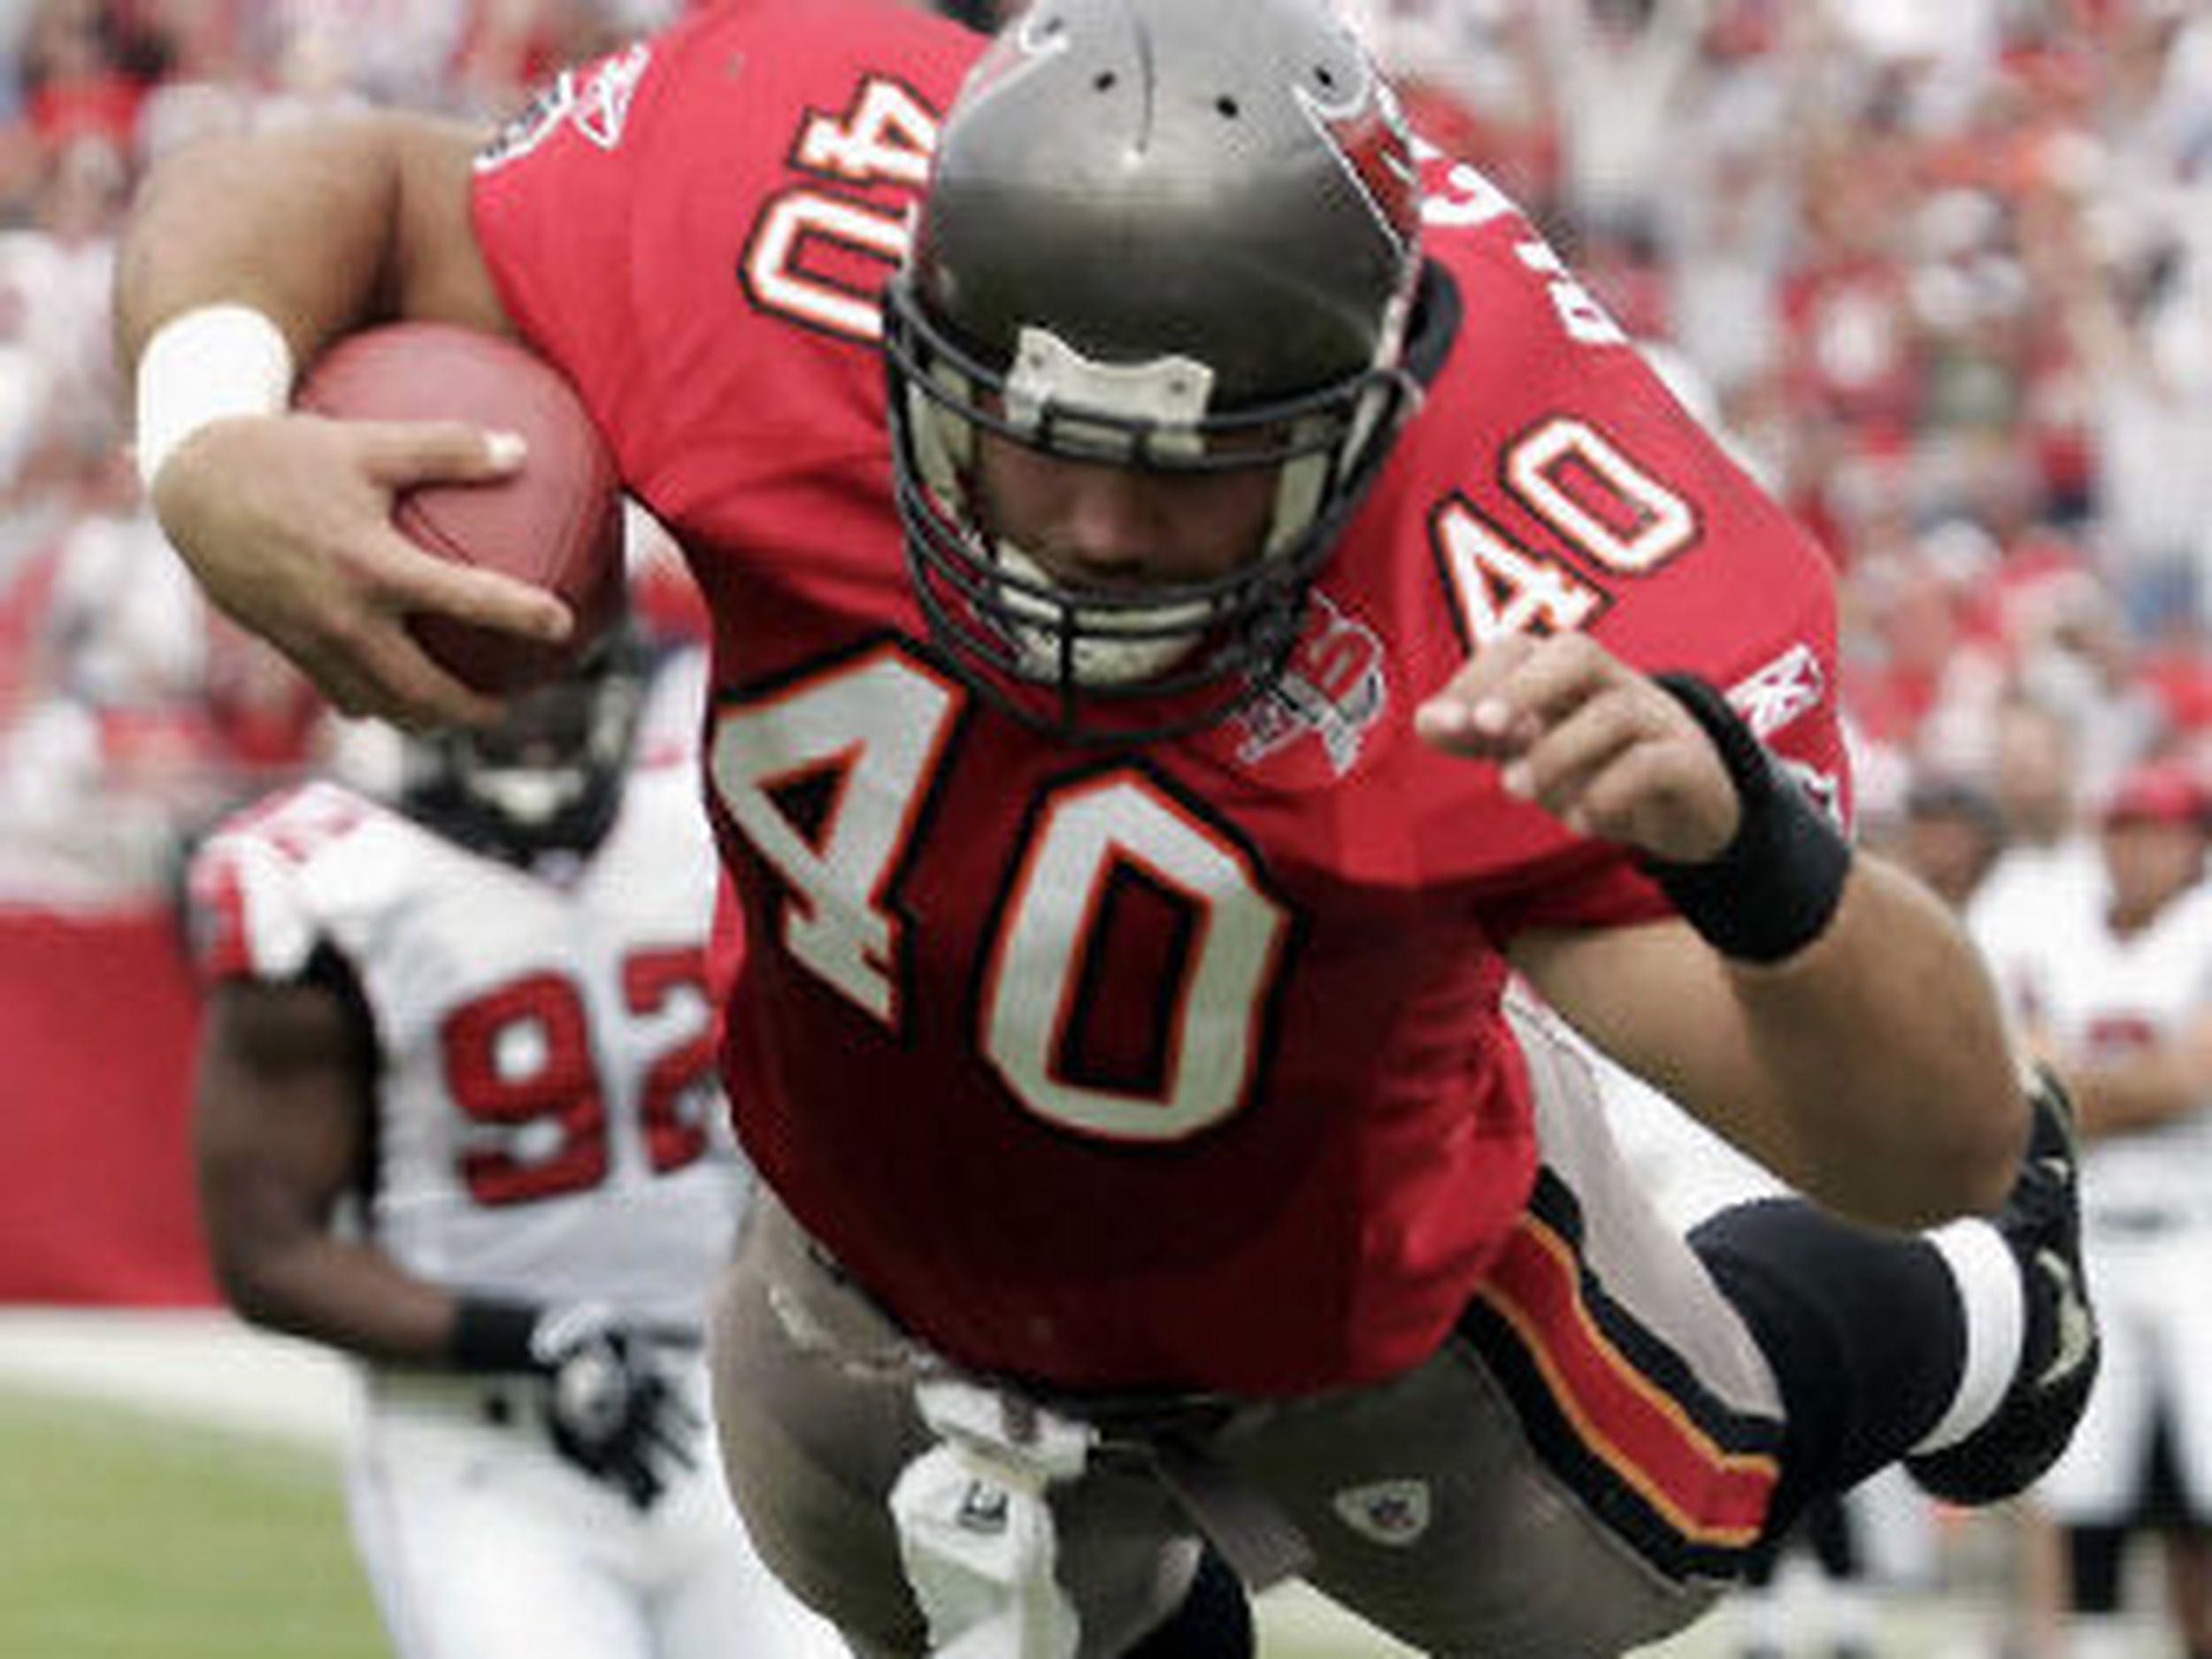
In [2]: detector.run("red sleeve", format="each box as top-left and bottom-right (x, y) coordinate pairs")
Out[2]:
(1428, 241), (1851, 805)
(468, 0), (980, 496)
(1475, 844), (1675, 941)
(468, 31), (664, 407)
(1396, 169), (1853, 939)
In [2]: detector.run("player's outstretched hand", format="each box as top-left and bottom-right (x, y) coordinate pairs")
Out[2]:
(148, 411), (572, 729)
(1414, 632), (1742, 863)
(529, 1303), (702, 1512)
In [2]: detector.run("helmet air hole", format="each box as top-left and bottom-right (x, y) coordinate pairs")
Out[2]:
(1215, 96), (1240, 119)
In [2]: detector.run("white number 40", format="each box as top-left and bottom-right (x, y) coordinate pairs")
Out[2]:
(710, 649), (1288, 1142)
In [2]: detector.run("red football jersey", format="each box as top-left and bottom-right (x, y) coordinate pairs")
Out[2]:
(472, 0), (1847, 1394)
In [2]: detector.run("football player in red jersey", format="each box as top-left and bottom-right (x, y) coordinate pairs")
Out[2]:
(120, 2), (2095, 1653)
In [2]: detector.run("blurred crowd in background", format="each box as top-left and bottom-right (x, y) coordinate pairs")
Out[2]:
(0, 0), (691, 908)
(2, 0), (2210, 930)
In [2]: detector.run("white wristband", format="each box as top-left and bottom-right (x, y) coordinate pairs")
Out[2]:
(133, 303), (297, 495)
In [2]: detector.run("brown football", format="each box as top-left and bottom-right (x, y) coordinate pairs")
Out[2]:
(296, 322), (626, 695)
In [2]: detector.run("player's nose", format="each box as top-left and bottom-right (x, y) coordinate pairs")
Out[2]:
(1048, 466), (1156, 584)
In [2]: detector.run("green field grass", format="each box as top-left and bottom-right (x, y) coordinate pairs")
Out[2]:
(0, 1378), (1418, 1658)
(11, 1374), (2006, 1659)
(0, 1383), (386, 1659)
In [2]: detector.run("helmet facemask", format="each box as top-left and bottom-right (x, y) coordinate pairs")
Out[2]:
(887, 289), (1417, 739)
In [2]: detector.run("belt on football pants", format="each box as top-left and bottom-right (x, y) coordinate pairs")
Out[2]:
(781, 1205), (1317, 1589)
(1020, 1384), (1316, 1590)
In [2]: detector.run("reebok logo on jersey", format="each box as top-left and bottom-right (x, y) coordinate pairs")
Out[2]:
(573, 42), (650, 150)
(476, 74), (573, 172)
(473, 42), (651, 173)
(1727, 643), (1825, 741)
(1234, 593), (1387, 775)
(1332, 1479), (1432, 1547)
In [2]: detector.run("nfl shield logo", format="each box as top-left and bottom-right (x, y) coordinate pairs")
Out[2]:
(1333, 1479), (1432, 1547)
(956, 1480), (1009, 1534)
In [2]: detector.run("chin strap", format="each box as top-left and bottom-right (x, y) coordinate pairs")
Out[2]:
(890, 1379), (1094, 1659)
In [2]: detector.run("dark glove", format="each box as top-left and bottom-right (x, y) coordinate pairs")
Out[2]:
(451, 1298), (701, 1510)
(532, 1304), (701, 1509)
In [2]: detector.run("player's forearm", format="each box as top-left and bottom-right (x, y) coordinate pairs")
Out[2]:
(1727, 855), (2027, 1227)
(116, 121), (406, 373)
(211, 1231), (463, 1369)
(2064, 1050), (2209, 1137)
(116, 113), (501, 374)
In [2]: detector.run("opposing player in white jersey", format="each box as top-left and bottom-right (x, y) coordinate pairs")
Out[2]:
(1966, 696), (2101, 985)
(186, 626), (846, 1659)
(1974, 758), (2212, 1659)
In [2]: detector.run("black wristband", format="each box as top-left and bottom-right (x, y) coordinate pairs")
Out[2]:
(1643, 671), (1852, 964)
(448, 1296), (543, 1373)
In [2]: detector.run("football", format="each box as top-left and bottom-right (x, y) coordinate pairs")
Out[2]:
(295, 321), (626, 695)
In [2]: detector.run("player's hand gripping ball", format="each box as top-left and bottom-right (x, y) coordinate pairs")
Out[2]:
(296, 322), (626, 695)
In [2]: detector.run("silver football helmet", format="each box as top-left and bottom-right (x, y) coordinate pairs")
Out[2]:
(885, 0), (1425, 741)
(403, 623), (649, 867)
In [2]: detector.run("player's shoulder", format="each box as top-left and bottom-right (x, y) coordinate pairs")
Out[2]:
(188, 780), (431, 983)
(1370, 160), (1838, 696)
(1415, 223), (1815, 547)
(190, 778), (488, 915)
(591, 742), (718, 890)
(1408, 147), (1616, 374)
(194, 780), (389, 873)
(472, 0), (981, 458)
(619, 737), (710, 829)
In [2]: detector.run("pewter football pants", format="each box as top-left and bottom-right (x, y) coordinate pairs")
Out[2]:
(707, 1011), (1788, 1659)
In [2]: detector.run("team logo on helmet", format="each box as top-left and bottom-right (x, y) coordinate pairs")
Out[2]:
(960, 3), (1073, 109)
(1297, 64), (1420, 256)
